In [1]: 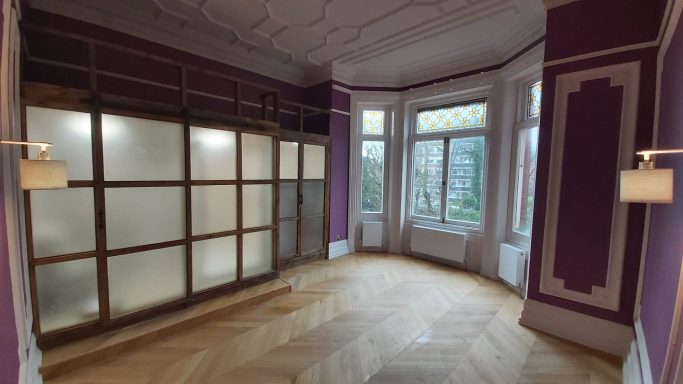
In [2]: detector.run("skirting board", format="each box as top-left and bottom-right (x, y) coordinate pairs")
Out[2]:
(328, 240), (350, 259)
(520, 299), (634, 357)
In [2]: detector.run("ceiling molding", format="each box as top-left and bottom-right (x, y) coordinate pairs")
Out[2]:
(28, 0), (546, 88)
(543, 0), (579, 10)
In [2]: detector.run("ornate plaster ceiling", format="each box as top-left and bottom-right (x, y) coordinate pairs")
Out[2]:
(29, 0), (546, 87)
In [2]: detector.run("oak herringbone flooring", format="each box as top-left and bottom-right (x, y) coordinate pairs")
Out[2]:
(46, 253), (621, 384)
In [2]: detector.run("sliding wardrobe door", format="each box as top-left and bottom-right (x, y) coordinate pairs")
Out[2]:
(302, 144), (327, 255)
(102, 114), (187, 318)
(26, 106), (100, 333)
(279, 141), (299, 262)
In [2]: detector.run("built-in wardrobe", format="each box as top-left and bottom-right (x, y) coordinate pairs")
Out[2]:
(20, 83), (330, 348)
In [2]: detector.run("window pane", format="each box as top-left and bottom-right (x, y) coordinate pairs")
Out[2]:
(302, 216), (324, 252)
(108, 246), (186, 318)
(447, 136), (485, 224)
(279, 183), (298, 219)
(192, 236), (237, 292)
(303, 144), (325, 179)
(361, 141), (384, 213)
(36, 258), (99, 333)
(513, 127), (539, 235)
(416, 99), (486, 134)
(102, 114), (184, 181)
(279, 220), (298, 257)
(190, 126), (236, 180)
(279, 141), (299, 179)
(302, 181), (324, 216)
(527, 81), (542, 119)
(243, 230), (272, 278)
(242, 184), (273, 228)
(242, 133), (273, 180)
(31, 188), (96, 258)
(26, 106), (93, 180)
(105, 187), (185, 250)
(191, 185), (237, 235)
(362, 110), (384, 135)
(412, 140), (443, 218)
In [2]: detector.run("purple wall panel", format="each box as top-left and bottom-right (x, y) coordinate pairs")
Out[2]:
(640, 14), (683, 382)
(0, 3), (20, 383)
(329, 113), (350, 241)
(554, 78), (623, 294)
(528, 48), (656, 325)
(331, 89), (351, 113)
(545, 0), (667, 61)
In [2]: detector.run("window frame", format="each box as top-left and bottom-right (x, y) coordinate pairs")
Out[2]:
(406, 91), (491, 232)
(358, 105), (390, 220)
(507, 77), (542, 247)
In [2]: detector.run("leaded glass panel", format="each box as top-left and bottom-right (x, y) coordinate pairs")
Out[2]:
(527, 81), (542, 119)
(416, 100), (486, 134)
(362, 111), (385, 135)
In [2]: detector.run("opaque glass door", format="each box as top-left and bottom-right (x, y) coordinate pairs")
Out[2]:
(278, 139), (328, 269)
(25, 105), (277, 345)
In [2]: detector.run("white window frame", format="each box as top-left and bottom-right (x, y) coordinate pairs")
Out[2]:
(406, 90), (491, 232)
(506, 77), (542, 247)
(358, 105), (390, 221)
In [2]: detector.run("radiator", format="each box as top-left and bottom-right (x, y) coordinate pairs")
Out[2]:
(410, 226), (466, 263)
(498, 243), (527, 287)
(362, 221), (383, 247)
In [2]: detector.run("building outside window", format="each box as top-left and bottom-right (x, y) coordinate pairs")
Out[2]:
(359, 108), (388, 214)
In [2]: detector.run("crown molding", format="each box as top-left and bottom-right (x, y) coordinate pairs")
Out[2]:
(543, 0), (580, 10)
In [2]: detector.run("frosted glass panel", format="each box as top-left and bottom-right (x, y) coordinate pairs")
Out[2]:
(242, 133), (273, 180)
(36, 258), (99, 333)
(192, 185), (237, 235)
(279, 220), (298, 257)
(243, 230), (272, 278)
(191, 126), (236, 180)
(302, 217), (324, 252)
(303, 144), (325, 179)
(302, 182), (324, 217)
(108, 246), (186, 317)
(280, 183), (298, 219)
(102, 114), (184, 181)
(31, 188), (96, 258)
(242, 184), (273, 228)
(26, 107), (93, 180)
(106, 187), (185, 249)
(193, 236), (237, 292)
(279, 141), (298, 179)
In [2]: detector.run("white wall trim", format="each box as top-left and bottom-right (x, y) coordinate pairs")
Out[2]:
(19, 334), (43, 384)
(328, 240), (350, 259)
(544, 41), (659, 69)
(539, 61), (641, 311)
(330, 108), (351, 116)
(634, 318), (654, 384)
(520, 299), (634, 356)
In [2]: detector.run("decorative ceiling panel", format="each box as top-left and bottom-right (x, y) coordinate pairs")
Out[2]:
(29, 0), (546, 87)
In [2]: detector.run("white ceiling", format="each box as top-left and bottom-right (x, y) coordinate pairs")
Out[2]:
(29, 0), (546, 88)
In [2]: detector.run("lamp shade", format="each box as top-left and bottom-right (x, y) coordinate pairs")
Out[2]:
(620, 168), (673, 203)
(19, 159), (68, 190)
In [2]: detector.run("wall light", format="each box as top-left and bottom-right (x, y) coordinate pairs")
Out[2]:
(1, 140), (68, 190)
(620, 149), (683, 204)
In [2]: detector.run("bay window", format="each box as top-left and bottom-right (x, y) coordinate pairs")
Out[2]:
(410, 98), (488, 229)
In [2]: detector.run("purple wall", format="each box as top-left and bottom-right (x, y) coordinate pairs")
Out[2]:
(639, 13), (683, 383)
(527, 0), (662, 326)
(1, 1), (21, 382)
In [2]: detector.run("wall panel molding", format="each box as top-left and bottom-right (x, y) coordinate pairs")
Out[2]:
(539, 61), (641, 311)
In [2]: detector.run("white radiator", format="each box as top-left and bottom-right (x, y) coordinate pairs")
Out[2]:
(498, 243), (527, 287)
(410, 226), (466, 263)
(362, 221), (383, 247)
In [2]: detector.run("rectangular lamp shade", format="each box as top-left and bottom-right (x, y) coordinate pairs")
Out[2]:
(19, 159), (68, 190)
(620, 168), (673, 203)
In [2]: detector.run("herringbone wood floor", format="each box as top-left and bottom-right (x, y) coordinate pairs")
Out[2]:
(46, 253), (621, 383)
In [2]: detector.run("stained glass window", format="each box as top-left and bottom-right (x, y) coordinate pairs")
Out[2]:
(362, 110), (385, 135)
(416, 99), (487, 134)
(527, 81), (542, 119)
